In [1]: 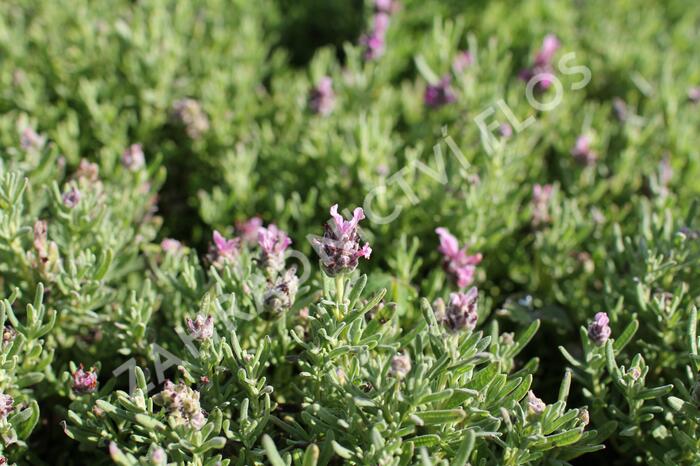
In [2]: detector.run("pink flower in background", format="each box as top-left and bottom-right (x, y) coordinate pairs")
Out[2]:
(361, 32), (386, 60)
(571, 135), (597, 165)
(520, 34), (560, 91)
(308, 76), (335, 115)
(425, 76), (457, 108)
(435, 227), (482, 287)
(237, 216), (263, 244)
(373, 12), (390, 35)
(534, 34), (560, 67)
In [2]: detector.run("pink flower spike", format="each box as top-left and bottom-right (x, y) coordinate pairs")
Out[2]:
(435, 227), (482, 288)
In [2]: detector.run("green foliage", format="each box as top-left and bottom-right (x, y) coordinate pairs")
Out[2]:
(0, 0), (700, 464)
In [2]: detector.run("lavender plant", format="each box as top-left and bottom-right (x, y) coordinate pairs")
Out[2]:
(1, 0), (700, 464)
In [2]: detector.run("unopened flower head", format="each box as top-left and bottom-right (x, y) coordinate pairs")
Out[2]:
(440, 287), (479, 332)
(62, 186), (81, 208)
(532, 183), (553, 226)
(579, 407), (590, 426)
(435, 227), (482, 288)
(425, 76), (457, 108)
(312, 205), (371, 277)
(72, 365), (98, 394)
(527, 390), (546, 416)
(2, 325), (16, 346)
(390, 352), (411, 379)
(186, 314), (214, 341)
(0, 393), (14, 421)
(627, 366), (641, 381)
(258, 224), (292, 274)
(308, 77), (335, 116)
(154, 381), (206, 430)
(122, 143), (145, 171)
(263, 267), (299, 315)
(171, 98), (210, 139)
(587, 312), (612, 345)
(571, 135), (597, 165)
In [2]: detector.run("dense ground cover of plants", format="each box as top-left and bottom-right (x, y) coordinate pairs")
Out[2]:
(1, 0), (700, 464)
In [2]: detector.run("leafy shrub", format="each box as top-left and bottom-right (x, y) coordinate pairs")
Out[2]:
(1, 0), (700, 464)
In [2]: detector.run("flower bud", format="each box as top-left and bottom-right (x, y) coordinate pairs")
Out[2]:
(122, 144), (145, 171)
(75, 159), (99, 182)
(186, 314), (214, 341)
(579, 407), (590, 426)
(571, 135), (597, 166)
(161, 238), (183, 253)
(0, 393), (14, 421)
(153, 381), (206, 430)
(71, 365), (98, 394)
(587, 312), (612, 345)
(390, 353), (411, 379)
(263, 267), (299, 315)
(424, 76), (456, 108)
(149, 445), (167, 465)
(171, 98), (209, 139)
(439, 288), (479, 332)
(62, 186), (81, 208)
(532, 184), (553, 226)
(527, 390), (546, 417)
(21, 127), (45, 151)
(308, 77), (335, 116)
(2, 326), (16, 347)
(453, 51), (473, 73)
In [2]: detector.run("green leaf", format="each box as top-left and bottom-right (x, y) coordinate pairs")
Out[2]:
(414, 409), (466, 425)
(262, 435), (286, 466)
(453, 430), (475, 466)
(613, 319), (639, 353)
